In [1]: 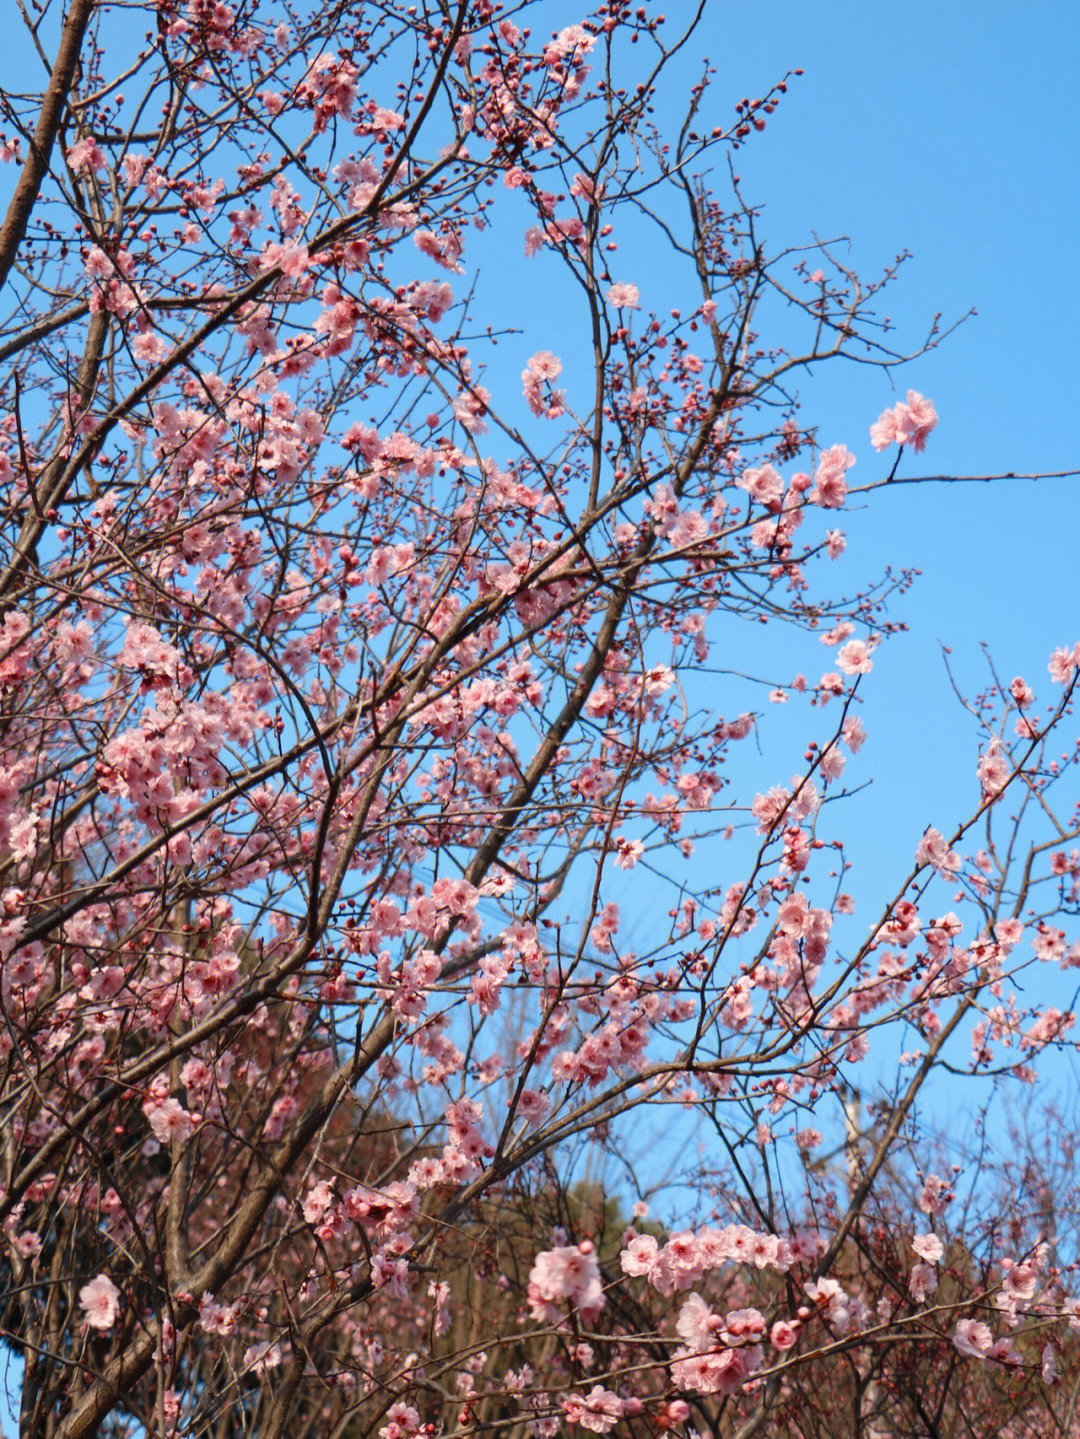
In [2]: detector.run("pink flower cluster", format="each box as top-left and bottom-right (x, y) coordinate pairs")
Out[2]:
(869, 391), (938, 452)
(528, 1240), (605, 1321)
(671, 1292), (766, 1395)
(619, 1222), (823, 1294)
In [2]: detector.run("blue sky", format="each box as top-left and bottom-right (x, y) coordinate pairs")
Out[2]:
(679, 0), (1079, 918)
(459, 0), (1079, 980)
(457, 0), (1080, 1209)
(461, 0), (1079, 885)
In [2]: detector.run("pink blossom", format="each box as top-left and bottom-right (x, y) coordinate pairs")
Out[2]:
(565, 1386), (623, 1433)
(145, 1097), (197, 1145)
(528, 1242), (604, 1320)
(544, 24), (597, 66)
(843, 716), (867, 752)
(809, 445), (855, 508)
(526, 350), (563, 380)
(836, 639), (873, 676)
(516, 1089), (550, 1125)
(751, 784), (791, 833)
(676, 1292), (720, 1349)
(1009, 676), (1035, 708)
(67, 136), (107, 173)
(606, 282), (640, 309)
(804, 1278), (851, 1331)
(976, 739), (1010, 797)
(770, 1319), (799, 1351)
(1048, 644), (1080, 685)
(915, 827), (959, 875)
(953, 1318), (994, 1357)
(278, 241), (311, 277)
(919, 1173), (953, 1216)
(80, 1274), (120, 1330)
(869, 407), (899, 451)
(912, 1232), (944, 1264)
(85, 247), (112, 279)
(620, 1232), (659, 1277)
(738, 464), (784, 507)
(909, 1263), (937, 1301)
(132, 332), (167, 363)
(871, 391), (938, 452)
(893, 391), (938, 451)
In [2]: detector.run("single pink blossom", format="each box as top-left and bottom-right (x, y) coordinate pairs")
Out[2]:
(770, 1319), (799, 1351)
(912, 1232), (944, 1264)
(80, 1274), (120, 1330)
(836, 639), (873, 676)
(953, 1318), (994, 1358)
(606, 282), (640, 309)
(1048, 644), (1080, 685)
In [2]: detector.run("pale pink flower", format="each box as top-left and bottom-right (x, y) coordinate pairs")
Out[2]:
(526, 350), (562, 380)
(132, 332), (167, 363)
(80, 1274), (120, 1330)
(676, 1292), (720, 1350)
(528, 1242), (604, 1320)
(894, 391), (938, 451)
(1002, 1259), (1038, 1302)
(842, 716), (867, 752)
(545, 24), (596, 66)
(994, 917), (1024, 950)
(516, 1089), (550, 1126)
(871, 391), (937, 452)
(869, 407), (899, 451)
(243, 1341), (283, 1373)
(1048, 644), (1080, 685)
(606, 282), (640, 309)
(953, 1318), (993, 1358)
(919, 1173), (953, 1215)
(738, 464), (784, 507)
(620, 1232), (658, 1277)
(770, 1319), (799, 1351)
(909, 1263), (937, 1301)
(615, 837), (644, 870)
(277, 241), (310, 277)
(573, 1386), (623, 1433)
(85, 247), (112, 278)
(146, 1098), (197, 1145)
(67, 136), (107, 173)
(804, 1278), (850, 1331)
(912, 1232), (944, 1264)
(12, 1231), (42, 1259)
(915, 827), (959, 875)
(809, 445), (855, 508)
(976, 739), (1010, 797)
(836, 639), (873, 676)
(1009, 676), (1035, 708)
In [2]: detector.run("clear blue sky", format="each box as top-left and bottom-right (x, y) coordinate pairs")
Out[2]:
(681, 0), (1080, 911)
(459, 0), (1080, 1210)
(463, 0), (1079, 964)
(462, 0), (1079, 888)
